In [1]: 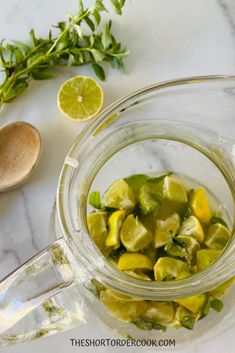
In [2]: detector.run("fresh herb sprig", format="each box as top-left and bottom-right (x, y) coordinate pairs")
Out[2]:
(0, 0), (128, 109)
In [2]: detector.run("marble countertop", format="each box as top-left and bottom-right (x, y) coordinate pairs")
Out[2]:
(0, 0), (235, 352)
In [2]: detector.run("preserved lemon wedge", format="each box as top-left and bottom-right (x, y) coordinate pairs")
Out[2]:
(120, 214), (152, 252)
(196, 249), (221, 271)
(163, 176), (188, 203)
(117, 253), (153, 271)
(180, 215), (204, 243)
(100, 289), (147, 322)
(154, 257), (187, 281)
(105, 210), (125, 248)
(154, 212), (181, 248)
(210, 277), (235, 298)
(174, 294), (206, 315)
(103, 179), (136, 210)
(87, 212), (107, 251)
(190, 187), (212, 223)
(144, 302), (175, 323)
(205, 223), (230, 250)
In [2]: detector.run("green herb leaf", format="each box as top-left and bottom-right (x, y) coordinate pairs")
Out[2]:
(180, 315), (196, 330)
(92, 63), (105, 81)
(101, 21), (112, 49)
(210, 299), (223, 312)
(31, 68), (56, 80)
(133, 317), (167, 332)
(210, 217), (227, 227)
(89, 191), (101, 209)
(124, 174), (148, 195)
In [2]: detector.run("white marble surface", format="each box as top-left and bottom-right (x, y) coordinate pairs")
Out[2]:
(0, 0), (235, 352)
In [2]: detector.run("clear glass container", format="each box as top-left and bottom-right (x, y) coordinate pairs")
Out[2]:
(1, 75), (235, 348)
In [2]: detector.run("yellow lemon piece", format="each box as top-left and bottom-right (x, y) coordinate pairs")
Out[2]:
(87, 212), (107, 251)
(176, 270), (192, 280)
(100, 289), (147, 322)
(57, 76), (103, 120)
(205, 223), (230, 250)
(210, 276), (235, 298)
(190, 187), (212, 223)
(144, 302), (175, 323)
(103, 179), (136, 210)
(196, 249), (221, 271)
(120, 214), (153, 252)
(163, 176), (188, 203)
(174, 294), (206, 315)
(180, 215), (204, 243)
(117, 253), (153, 271)
(170, 306), (192, 328)
(105, 210), (126, 248)
(154, 212), (181, 248)
(154, 257), (187, 281)
(125, 270), (152, 281)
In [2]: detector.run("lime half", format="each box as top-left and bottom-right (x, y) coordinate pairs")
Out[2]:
(57, 76), (103, 120)
(103, 179), (136, 210)
(87, 212), (107, 251)
(180, 215), (204, 243)
(205, 223), (230, 250)
(163, 176), (188, 203)
(117, 253), (153, 271)
(154, 212), (181, 248)
(154, 257), (187, 281)
(120, 214), (153, 252)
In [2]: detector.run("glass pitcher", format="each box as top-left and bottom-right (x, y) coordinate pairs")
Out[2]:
(1, 75), (235, 348)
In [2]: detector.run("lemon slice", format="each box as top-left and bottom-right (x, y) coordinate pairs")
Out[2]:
(87, 212), (107, 251)
(120, 214), (153, 252)
(174, 294), (206, 315)
(57, 76), (103, 120)
(105, 210), (125, 248)
(163, 176), (188, 203)
(210, 276), (235, 298)
(205, 223), (230, 250)
(117, 253), (153, 271)
(125, 270), (152, 281)
(190, 187), (212, 223)
(196, 249), (221, 271)
(144, 302), (175, 323)
(154, 257), (187, 281)
(103, 179), (136, 210)
(179, 215), (204, 243)
(154, 212), (181, 248)
(100, 289), (147, 322)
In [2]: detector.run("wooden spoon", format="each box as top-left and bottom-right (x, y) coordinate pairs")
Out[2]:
(0, 121), (42, 192)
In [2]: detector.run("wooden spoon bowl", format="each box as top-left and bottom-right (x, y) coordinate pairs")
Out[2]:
(0, 121), (42, 192)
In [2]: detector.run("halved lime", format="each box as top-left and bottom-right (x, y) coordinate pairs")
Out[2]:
(163, 176), (188, 203)
(154, 212), (181, 248)
(57, 76), (103, 120)
(190, 187), (212, 223)
(196, 249), (221, 271)
(100, 289), (147, 322)
(105, 210), (126, 248)
(167, 234), (200, 262)
(120, 214), (153, 252)
(180, 215), (204, 243)
(154, 257), (187, 281)
(103, 179), (136, 210)
(205, 223), (230, 250)
(144, 302), (175, 323)
(87, 212), (107, 251)
(117, 253), (153, 271)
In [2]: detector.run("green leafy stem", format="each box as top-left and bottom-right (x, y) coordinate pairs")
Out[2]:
(0, 0), (128, 109)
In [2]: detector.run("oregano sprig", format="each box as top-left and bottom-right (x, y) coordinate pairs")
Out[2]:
(0, 0), (128, 109)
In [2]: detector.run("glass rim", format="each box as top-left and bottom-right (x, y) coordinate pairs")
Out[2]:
(56, 74), (235, 300)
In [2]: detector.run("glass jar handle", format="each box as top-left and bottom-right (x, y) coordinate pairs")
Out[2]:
(0, 238), (77, 336)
